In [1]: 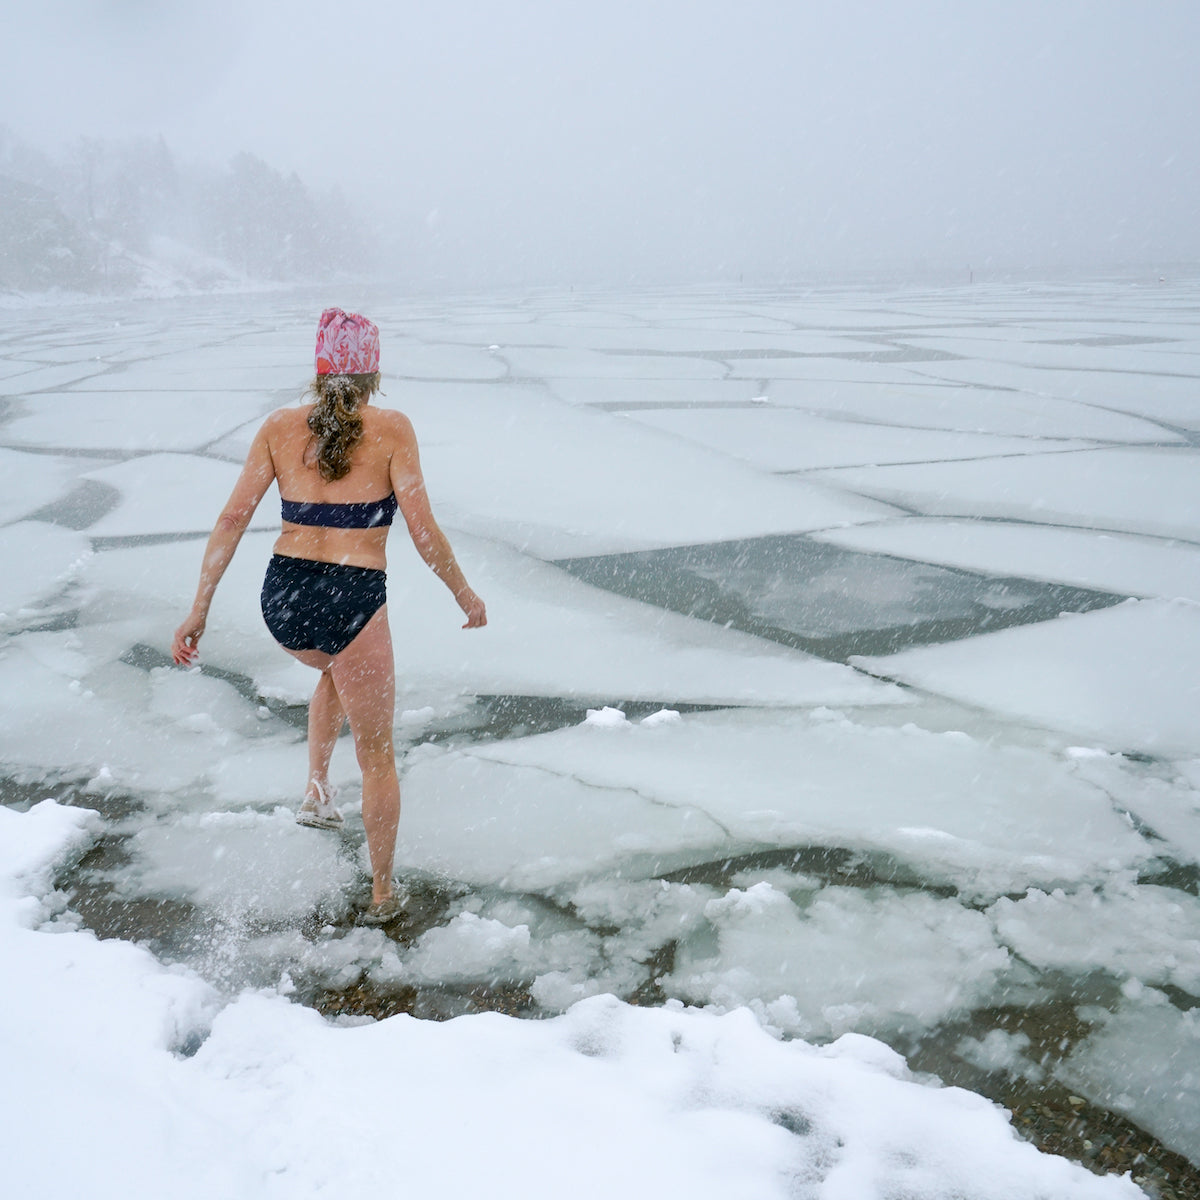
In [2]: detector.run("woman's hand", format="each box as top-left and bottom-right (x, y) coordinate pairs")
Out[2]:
(172, 611), (206, 665)
(456, 588), (487, 629)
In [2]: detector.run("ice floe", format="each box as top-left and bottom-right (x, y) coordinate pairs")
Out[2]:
(381, 381), (897, 556)
(401, 707), (1154, 897)
(0, 448), (87, 525)
(624, 406), (1096, 471)
(818, 447), (1200, 541)
(0, 522), (92, 621)
(1057, 990), (1200, 1166)
(4, 392), (273, 452)
(856, 599), (1200, 758)
(82, 454), (279, 538)
(766, 378), (1177, 442)
(815, 519), (1200, 602)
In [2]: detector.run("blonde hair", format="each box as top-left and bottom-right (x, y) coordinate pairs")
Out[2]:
(305, 371), (381, 481)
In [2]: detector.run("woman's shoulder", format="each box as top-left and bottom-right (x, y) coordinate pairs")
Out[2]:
(261, 405), (312, 434)
(264, 403), (311, 420)
(364, 406), (416, 439)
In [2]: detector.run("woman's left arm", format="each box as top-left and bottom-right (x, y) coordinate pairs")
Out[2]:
(172, 419), (278, 665)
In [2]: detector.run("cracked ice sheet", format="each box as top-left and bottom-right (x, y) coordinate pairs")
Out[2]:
(813, 520), (1200, 603)
(2, 808), (1139, 1200)
(83, 454), (279, 538)
(599, 329), (883, 357)
(3, 393), (274, 452)
(418, 321), (881, 356)
(0, 447), (87, 524)
(0, 358), (47, 380)
(68, 366), (308, 392)
(0, 524), (92, 621)
(1065, 754), (1200, 868)
(0, 361), (113, 391)
(382, 383), (896, 557)
(0, 627), (301, 801)
(901, 330), (1200, 379)
(547, 378), (767, 407)
(763, 378), (1176, 442)
(53, 329), (315, 390)
(498, 345), (730, 381)
(726, 356), (955, 381)
(399, 707), (1152, 897)
(623, 408), (1094, 472)
(75, 536), (293, 696)
(1057, 989), (1200, 1166)
(124, 808), (359, 922)
(384, 531), (901, 706)
(647, 313), (797, 333)
(385, 341), (509, 380)
(397, 321), (620, 351)
(396, 744), (726, 891)
(989, 884), (1200, 997)
(855, 599), (1200, 759)
(77, 530), (900, 711)
(817, 447), (1200, 541)
(430, 323), (864, 355)
(908, 358), (1200, 429)
(666, 882), (1013, 1041)
(734, 357), (932, 386)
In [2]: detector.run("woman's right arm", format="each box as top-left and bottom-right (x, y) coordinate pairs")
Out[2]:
(172, 417), (279, 664)
(387, 412), (487, 629)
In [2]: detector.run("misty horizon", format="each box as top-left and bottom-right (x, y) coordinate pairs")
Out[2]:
(4, 1), (1198, 291)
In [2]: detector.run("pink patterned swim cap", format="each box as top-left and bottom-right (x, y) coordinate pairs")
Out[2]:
(314, 307), (380, 375)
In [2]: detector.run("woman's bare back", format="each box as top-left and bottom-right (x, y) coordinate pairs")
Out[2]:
(268, 404), (421, 571)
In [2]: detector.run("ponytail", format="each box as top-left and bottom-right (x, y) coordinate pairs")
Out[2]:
(305, 371), (380, 481)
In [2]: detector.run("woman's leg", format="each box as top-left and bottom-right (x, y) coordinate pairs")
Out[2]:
(307, 668), (346, 796)
(327, 607), (400, 905)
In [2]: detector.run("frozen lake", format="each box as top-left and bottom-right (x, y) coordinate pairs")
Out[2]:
(3, 277), (1199, 1195)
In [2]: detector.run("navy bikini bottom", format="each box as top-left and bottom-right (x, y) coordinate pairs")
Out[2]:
(261, 554), (387, 656)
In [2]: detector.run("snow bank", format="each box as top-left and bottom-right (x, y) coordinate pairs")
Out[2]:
(0, 803), (1143, 1200)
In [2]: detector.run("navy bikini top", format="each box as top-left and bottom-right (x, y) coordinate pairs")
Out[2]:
(281, 493), (398, 529)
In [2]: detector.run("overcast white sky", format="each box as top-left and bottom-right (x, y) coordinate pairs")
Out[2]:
(4, 1), (1198, 286)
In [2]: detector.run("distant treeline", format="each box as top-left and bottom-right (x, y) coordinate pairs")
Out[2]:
(0, 127), (374, 294)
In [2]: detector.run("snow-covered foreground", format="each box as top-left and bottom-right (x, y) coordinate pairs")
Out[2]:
(4, 801), (1140, 1200)
(2, 279), (1199, 1196)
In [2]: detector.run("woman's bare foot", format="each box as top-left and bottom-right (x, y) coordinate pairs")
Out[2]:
(295, 779), (342, 830)
(361, 891), (406, 925)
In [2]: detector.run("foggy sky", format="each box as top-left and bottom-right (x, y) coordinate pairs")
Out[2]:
(5, 0), (1198, 287)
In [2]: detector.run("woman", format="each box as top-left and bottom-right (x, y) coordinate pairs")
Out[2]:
(172, 308), (486, 923)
